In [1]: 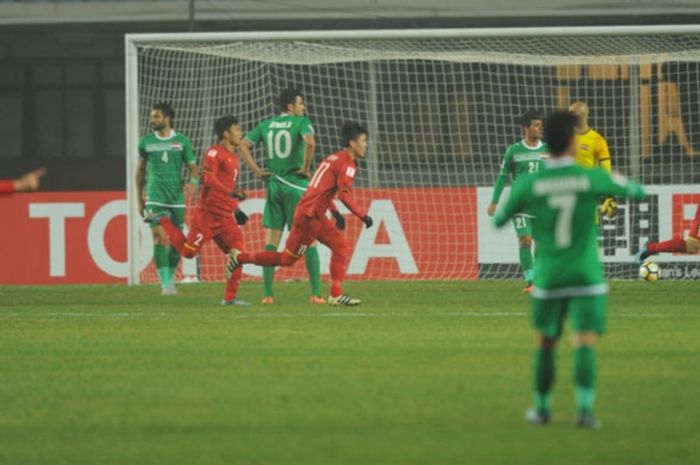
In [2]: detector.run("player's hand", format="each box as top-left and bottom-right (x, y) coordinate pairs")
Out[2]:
(295, 169), (311, 180)
(362, 215), (373, 229)
(601, 197), (618, 219)
(230, 189), (248, 201)
(14, 167), (47, 192)
(234, 209), (249, 226)
(487, 203), (497, 216)
(184, 182), (196, 199)
(257, 170), (272, 181)
(331, 210), (346, 231)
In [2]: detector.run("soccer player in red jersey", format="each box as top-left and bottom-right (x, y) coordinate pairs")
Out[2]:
(147, 115), (251, 306)
(0, 167), (46, 195)
(636, 202), (700, 262)
(227, 121), (374, 306)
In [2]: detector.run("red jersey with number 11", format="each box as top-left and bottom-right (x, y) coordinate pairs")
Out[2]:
(297, 150), (365, 219)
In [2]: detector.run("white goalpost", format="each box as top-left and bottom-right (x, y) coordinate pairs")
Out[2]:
(126, 26), (700, 285)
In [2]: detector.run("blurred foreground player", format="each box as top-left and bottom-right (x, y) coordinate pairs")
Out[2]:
(494, 111), (646, 428)
(227, 121), (373, 306)
(147, 115), (251, 306)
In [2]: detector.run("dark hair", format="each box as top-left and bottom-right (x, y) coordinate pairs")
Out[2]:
(152, 102), (175, 121)
(214, 115), (239, 140)
(279, 88), (303, 111)
(544, 111), (579, 157)
(520, 110), (543, 128)
(341, 121), (368, 147)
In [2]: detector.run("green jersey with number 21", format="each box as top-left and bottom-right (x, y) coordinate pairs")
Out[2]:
(495, 158), (645, 297)
(245, 113), (314, 184)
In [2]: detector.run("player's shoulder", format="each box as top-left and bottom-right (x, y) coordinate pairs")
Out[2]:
(504, 141), (522, 153)
(588, 128), (607, 141)
(204, 144), (224, 158)
(173, 132), (193, 144)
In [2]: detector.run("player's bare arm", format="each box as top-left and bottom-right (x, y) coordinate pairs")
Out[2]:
(135, 158), (147, 217)
(184, 162), (199, 199)
(238, 139), (271, 180)
(297, 134), (316, 178)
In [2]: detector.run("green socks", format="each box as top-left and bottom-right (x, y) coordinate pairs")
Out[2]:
(305, 246), (322, 297)
(574, 346), (597, 415)
(533, 347), (555, 413)
(519, 245), (534, 283)
(154, 244), (171, 287)
(168, 246), (180, 282)
(263, 244), (277, 298)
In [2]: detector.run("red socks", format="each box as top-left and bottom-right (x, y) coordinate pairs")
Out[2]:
(648, 238), (687, 254)
(329, 252), (348, 298)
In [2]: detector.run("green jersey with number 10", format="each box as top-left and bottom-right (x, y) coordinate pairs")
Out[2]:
(494, 157), (645, 297)
(245, 113), (314, 185)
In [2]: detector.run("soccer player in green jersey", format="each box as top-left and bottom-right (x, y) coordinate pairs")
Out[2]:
(136, 102), (199, 295)
(488, 110), (549, 292)
(237, 88), (324, 305)
(494, 111), (646, 428)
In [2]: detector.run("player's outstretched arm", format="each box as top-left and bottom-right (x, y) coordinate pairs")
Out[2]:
(593, 170), (645, 202)
(493, 177), (528, 228)
(135, 159), (146, 216)
(11, 167), (47, 193)
(238, 140), (270, 180)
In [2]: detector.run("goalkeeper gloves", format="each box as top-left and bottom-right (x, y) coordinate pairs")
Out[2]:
(601, 197), (618, 219)
(331, 210), (346, 231)
(234, 209), (249, 226)
(362, 215), (373, 229)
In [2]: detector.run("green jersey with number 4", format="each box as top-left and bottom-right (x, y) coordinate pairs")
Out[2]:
(491, 140), (550, 204)
(138, 131), (195, 207)
(245, 113), (314, 186)
(494, 158), (645, 297)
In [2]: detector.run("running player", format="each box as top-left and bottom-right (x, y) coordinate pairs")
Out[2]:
(148, 115), (250, 306)
(636, 203), (700, 262)
(0, 167), (46, 195)
(228, 121), (373, 306)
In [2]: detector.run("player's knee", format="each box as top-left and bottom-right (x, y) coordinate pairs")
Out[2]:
(572, 332), (598, 347)
(519, 236), (533, 248)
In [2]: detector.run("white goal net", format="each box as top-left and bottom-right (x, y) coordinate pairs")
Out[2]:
(126, 27), (700, 284)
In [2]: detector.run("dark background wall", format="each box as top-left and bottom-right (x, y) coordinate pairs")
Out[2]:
(2, 3), (700, 190)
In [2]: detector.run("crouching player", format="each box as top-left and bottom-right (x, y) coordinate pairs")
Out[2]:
(147, 115), (251, 306)
(495, 111), (646, 428)
(636, 202), (700, 262)
(227, 121), (373, 306)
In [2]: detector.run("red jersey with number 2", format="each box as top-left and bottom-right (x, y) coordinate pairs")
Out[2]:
(297, 150), (361, 219)
(198, 144), (240, 216)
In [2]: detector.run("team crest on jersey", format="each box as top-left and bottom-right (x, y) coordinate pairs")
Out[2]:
(345, 167), (356, 178)
(207, 149), (218, 158)
(171, 143), (183, 150)
(580, 144), (589, 151)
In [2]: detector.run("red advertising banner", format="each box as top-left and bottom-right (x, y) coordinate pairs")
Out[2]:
(672, 193), (700, 240)
(0, 188), (478, 284)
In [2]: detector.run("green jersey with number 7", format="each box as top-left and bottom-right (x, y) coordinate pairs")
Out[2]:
(494, 158), (645, 297)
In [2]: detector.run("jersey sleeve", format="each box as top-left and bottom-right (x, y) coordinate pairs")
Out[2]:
(201, 148), (229, 193)
(596, 134), (612, 172)
(244, 122), (264, 145)
(0, 180), (14, 195)
(591, 170), (645, 201)
(138, 138), (147, 160)
(300, 117), (315, 137)
(183, 137), (196, 165)
(336, 162), (365, 218)
(494, 176), (529, 228)
(491, 147), (512, 204)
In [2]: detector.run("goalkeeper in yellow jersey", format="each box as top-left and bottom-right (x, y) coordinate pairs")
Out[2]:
(569, 101), (617, 219)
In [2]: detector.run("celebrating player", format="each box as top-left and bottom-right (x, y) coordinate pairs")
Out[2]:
(494, 111), (646, 428)
(148, 115), (251, 306)
(569, 101), (618, 219)
(136, 102), (199, 296)
(635, 203), (700, 262)
(237, 88), (324, 305)
(0, 167), (47, 195)
(228, 121), (373, 306)
(487, 110), (549, 292)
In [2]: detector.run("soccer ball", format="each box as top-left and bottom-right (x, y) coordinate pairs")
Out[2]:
(639, 261), (660, 282)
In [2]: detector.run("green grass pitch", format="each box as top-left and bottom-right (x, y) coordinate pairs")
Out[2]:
(1, 281), (698, 465)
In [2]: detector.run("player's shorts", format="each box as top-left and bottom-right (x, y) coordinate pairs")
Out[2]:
(531, 294), (607, 339)
(263, 175), (308, 231)
(185, 210), (244, 255)
(284, 212), (347, 259)
(145, 204), (185, 228)
(512, 214), (533, 238)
